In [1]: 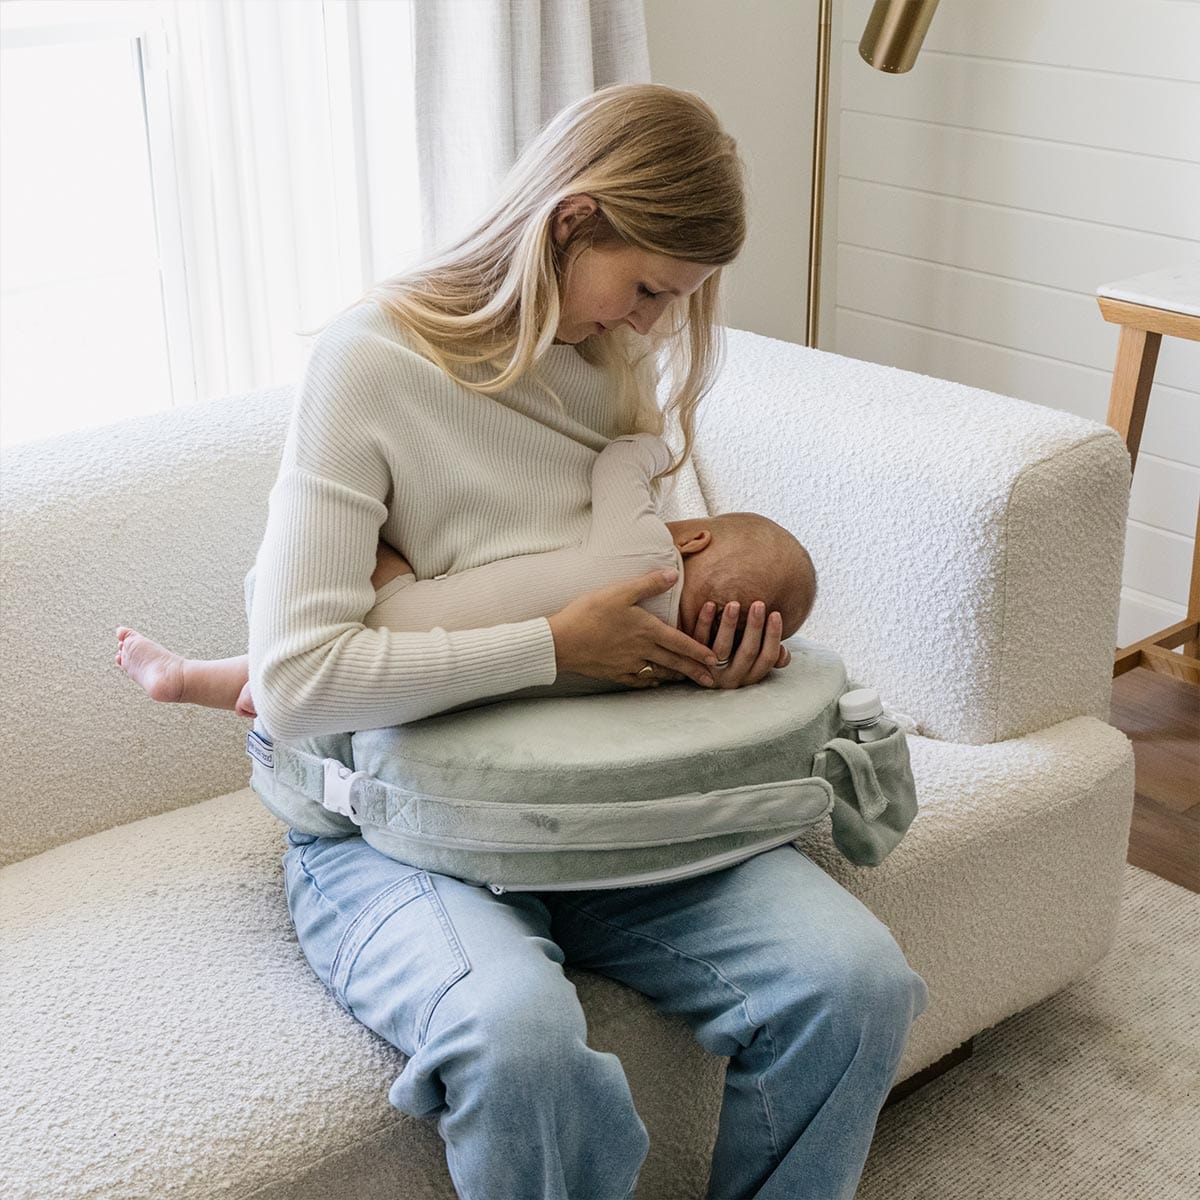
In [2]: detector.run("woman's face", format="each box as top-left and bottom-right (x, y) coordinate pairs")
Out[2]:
(553, 199), (717, 344)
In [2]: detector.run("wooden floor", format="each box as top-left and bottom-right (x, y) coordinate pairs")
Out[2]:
(1108, 666), (1199, 893)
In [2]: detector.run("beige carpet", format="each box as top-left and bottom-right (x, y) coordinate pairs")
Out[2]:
(858, 864), (1200, 1200)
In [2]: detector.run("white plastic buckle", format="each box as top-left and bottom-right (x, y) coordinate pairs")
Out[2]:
(322, 759), (367, 823)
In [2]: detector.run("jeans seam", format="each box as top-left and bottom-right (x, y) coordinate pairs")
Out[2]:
(328, 872), (470, 1046)
(556, 898), (784, 1166)
(295, 850), (331, 904)
(415, 884), (472, 1046)
(328, 874), (425, 1013)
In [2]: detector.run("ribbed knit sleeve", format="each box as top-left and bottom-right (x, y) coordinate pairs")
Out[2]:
(247, 314), (559, 739)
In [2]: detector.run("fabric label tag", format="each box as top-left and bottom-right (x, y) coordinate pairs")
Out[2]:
(246, 729), (274, 770)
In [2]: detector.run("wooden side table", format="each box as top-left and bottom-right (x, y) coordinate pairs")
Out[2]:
(1097, 265), (1200, 685)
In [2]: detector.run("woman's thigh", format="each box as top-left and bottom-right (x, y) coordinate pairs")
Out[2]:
(546, 844), (924, 1053)
(283, 831), (570, 1058)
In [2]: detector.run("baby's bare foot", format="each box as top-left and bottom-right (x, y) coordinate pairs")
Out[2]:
(116, 627), (187, 704)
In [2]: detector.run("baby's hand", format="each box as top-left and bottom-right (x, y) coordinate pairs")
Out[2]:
(691, 601), (789, 689)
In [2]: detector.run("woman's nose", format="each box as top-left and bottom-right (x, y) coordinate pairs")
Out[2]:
(624, 300), (661, 336)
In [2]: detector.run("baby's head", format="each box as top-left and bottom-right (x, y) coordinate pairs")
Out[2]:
(666, 513), (817, 645)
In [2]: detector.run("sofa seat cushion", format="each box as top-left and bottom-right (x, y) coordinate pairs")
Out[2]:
(795, 715), (1135, 1076)
(0, 790), (723, 1200)
(1, 714), (1133, 1200)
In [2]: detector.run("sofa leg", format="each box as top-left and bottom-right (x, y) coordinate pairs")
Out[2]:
(884, 1037), (974, 1108)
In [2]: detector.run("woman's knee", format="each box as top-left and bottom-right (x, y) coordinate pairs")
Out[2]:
(404, 975), (646, 1168)
(800, 921), (928, 1045)
(428, 974), (628, 1099)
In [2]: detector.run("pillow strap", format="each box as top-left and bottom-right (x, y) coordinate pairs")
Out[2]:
(259, 736), (835, 848)
(812, 738), (889, 822)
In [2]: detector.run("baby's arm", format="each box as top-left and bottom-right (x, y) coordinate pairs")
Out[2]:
(366, 437), (677, 635)
(583, 434), (674, 557)
(365, 542), (662, 634)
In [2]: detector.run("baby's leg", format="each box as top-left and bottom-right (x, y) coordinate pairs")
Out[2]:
(116, 540), (404, 717)
(116, 627), (251, 714)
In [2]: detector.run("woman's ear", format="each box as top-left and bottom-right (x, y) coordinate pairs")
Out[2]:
(674, 527), (712, 557)
(551, 194), (599, 247)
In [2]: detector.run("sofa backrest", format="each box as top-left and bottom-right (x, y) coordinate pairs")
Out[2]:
(1, 328), (1128, 865)
(0, 388), (294, 867)
(689, 329), (1127, 747)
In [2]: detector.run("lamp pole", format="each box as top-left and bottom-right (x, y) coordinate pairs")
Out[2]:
(805, 0), (833, 350)
(805, 0), (941, 350)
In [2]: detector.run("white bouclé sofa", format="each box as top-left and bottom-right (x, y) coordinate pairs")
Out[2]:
(0, 329), (1135, 1199)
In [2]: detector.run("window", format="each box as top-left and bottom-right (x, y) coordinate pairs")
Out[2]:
(0, 0), (422, 450)
(1, 0), (183, 447)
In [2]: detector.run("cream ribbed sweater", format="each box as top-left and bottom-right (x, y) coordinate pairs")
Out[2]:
(248, 302), (643, 740)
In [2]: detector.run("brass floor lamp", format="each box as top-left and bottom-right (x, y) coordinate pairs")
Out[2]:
(805, 0), (941, 348)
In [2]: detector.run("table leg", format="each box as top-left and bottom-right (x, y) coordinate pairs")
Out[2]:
(1105, 325), (1161, 475)
(1188, 503), (1200, 660)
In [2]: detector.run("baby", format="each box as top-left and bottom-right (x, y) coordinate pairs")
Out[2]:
(116, 434), (817, 716)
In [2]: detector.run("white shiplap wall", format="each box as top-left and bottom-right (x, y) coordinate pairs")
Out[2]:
(834, 0), (1200, 646)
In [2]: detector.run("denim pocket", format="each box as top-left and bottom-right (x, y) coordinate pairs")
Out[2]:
(328, 871), (471, 1054)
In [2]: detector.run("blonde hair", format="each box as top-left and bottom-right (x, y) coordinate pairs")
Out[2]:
(336, 83), (746, 477)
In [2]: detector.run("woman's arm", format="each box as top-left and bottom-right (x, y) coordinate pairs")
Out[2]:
(250, 314), (719, 739)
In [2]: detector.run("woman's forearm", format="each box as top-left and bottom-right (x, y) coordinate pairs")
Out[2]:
(251, 620), (558, 739)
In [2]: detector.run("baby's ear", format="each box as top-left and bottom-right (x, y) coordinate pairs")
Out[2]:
(674, 527), (712, 557)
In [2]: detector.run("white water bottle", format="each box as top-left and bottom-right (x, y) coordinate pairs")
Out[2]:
(838, 688), (894, 743)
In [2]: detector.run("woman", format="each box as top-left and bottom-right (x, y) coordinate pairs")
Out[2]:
(250, 84), (927, 1200)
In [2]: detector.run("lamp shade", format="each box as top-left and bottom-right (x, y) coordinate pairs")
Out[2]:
(859, 0), (941, 73)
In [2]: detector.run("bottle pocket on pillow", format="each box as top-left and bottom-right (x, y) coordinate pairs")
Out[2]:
(812, 723), (918, 867)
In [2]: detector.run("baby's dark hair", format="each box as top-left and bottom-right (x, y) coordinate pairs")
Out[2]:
(703, 513), (818, 649)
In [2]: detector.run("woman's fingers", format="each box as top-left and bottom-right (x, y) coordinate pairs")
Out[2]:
(746, 609), (784, 683)
(709, 601), (740, 665)
(691, 601), (717, 648)
(711, 601), (783, 689)
(613, 570), (718, 686)
(728, 600), (768, 681)
(649, 625), (718, 686)
(619, 567), (681, 605)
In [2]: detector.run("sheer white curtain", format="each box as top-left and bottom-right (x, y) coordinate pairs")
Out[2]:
(165, 0), (647, 402)
(164, 0), (385, 400)
(413, 0), (650, 248)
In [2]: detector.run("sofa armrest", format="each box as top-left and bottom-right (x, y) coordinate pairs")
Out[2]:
(690, 329), (1130, 744)
(0, 388), (294, 867)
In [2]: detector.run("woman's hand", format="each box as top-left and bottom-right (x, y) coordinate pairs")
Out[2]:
(547, 568), (719, 689)
(689, 600), (791, 689)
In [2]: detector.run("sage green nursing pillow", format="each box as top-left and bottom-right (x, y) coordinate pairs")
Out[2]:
(250, 638), (918, 890)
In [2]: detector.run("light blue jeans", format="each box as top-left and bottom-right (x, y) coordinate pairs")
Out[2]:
(283, 831), (927, 1200)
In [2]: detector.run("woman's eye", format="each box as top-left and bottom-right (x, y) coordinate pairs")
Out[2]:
(638, 284), (660, 300)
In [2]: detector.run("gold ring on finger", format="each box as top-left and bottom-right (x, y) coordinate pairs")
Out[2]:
(712, 658), (730, 669)
(637, 663), (655, 679)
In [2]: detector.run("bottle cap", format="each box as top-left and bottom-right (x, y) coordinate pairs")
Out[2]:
(839, 687), (883, 723)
